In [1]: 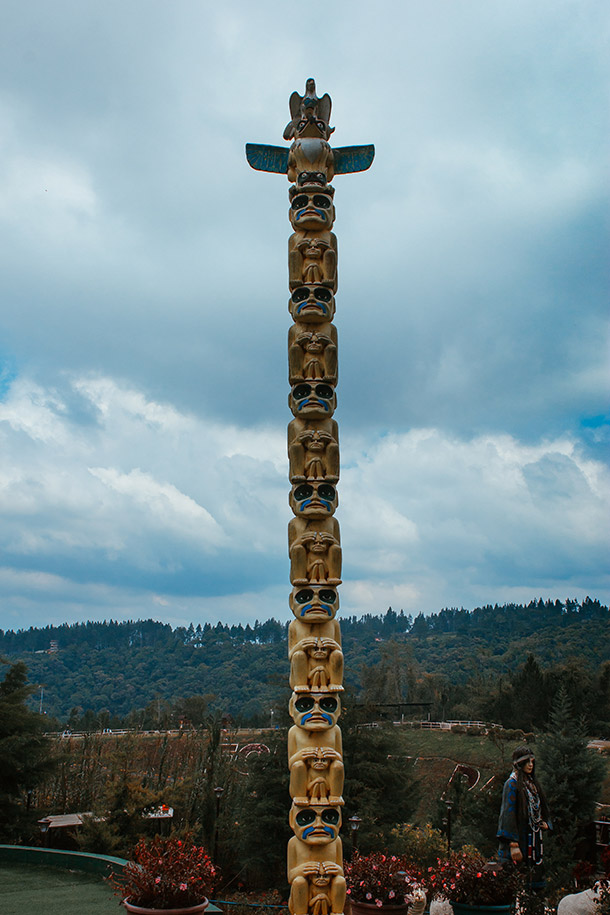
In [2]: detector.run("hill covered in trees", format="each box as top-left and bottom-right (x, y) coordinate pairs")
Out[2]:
(0, 597), (608, 732)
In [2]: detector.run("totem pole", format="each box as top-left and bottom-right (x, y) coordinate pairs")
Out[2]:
(247, 80), (374, 915)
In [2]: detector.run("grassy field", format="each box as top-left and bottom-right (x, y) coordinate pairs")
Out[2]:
(392, 726), (519, 767)
(0, 863), (117, 915)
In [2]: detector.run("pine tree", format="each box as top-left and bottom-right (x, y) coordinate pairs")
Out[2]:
(233, 731), (291, 889)
(0, 659), (57, 839)
(537, 685), (605, 882)
(341, 715), (419, 854)
(511, 654), (549, 730)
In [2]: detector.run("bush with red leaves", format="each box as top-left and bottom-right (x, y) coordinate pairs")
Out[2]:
(109, 834), (217, 909)
(345, 852), (423, 906)
(428, 851), (520, 906)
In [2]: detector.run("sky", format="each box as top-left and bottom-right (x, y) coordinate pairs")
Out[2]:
(0, 0), (608, 632)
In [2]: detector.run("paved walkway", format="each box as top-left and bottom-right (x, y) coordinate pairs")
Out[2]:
(0, 862), (118, 915)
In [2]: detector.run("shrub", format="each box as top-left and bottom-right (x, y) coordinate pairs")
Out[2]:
(428, 850), (521, 906)
(109, 834), (217, 909)
(391, 824), (447, 871)
(345, 852), (423, 906)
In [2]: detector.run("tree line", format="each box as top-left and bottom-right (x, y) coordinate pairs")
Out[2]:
(0, 598), (607, 731)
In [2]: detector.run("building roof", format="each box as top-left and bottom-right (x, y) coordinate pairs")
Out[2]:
(37, 813), (93, 829)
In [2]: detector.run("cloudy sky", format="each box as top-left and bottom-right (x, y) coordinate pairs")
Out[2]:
(0, 0), (608, 632)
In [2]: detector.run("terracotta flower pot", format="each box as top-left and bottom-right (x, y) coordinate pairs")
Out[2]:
(123, 896), (209, 915)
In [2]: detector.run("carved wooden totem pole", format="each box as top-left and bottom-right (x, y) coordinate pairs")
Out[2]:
(247, 80), (374, 915)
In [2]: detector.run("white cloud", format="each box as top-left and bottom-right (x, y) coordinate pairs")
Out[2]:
(88, 466), (226, 548)
(340, 428), (610, 610)
(0, 373), (607, 629)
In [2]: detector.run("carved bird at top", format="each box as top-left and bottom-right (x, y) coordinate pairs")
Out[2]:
(284, 78), (334, 141)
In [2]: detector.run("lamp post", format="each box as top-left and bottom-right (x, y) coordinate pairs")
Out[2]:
(349, 815), (362, 856)
(443, 801), (453, 852)
(213, 785), (224, 864)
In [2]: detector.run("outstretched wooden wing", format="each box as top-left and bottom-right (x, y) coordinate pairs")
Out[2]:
(332, 145), (375, 174)
(245, 143), (290, 174)
(246, 143), (375, 176)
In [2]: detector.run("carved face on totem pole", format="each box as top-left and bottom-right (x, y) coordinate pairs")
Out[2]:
(289, 286), (336, 324)
(297, 171), (327, 188)
(289, 382), (336, 420)
(290, 481), (337, 517)
(288, 418), (340, 484)
(289, 188), (335, 231)
(289, 691), (341, 731)
(288, 323), (338, 386)
(289, 804), (342, 844)
(290, 585), (339, 621)
(289, 233), (337, 292)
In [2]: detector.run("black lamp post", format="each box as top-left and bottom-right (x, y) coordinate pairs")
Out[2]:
(443, 801), (452, 851)
(349, 814), (362, 856)
(213, 786), (224, 864)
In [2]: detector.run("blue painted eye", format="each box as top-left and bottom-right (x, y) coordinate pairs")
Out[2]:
(319, 589), (336, 604)
(295, 589), (314, 604)
(314, 384), (333, 400)
(296, 809), (316, 827)
(318, 484), (335, 501)
(293, 384), (311, 400)
(319, 697), (338, 713)
(294, 484), (313, 501)
(322, 809), (340, 825)
(295, 697), (315, 713)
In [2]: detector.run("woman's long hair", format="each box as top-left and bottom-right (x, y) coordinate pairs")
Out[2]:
(512, 745), (550, 825)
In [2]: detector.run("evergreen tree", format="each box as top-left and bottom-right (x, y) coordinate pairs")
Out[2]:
(341, 714), (419, 854)
(234, 731), (291, 890)
(511, 655), (548, 730)
(537, 685), (605, 879)
(0, 659), (57, 839)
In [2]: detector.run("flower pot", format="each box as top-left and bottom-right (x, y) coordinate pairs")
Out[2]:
(350, 901), (411, 915)
(123, 897), (209, 915)
(450, 902), (513, 915)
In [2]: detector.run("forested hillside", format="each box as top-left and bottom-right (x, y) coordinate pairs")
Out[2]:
(0, 597), (608, 730)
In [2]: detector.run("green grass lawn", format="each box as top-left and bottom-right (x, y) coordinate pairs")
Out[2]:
(0, 862), (119, 915)
(392, 725), (519, 767)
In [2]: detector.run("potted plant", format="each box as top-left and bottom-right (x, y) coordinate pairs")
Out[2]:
(110, 834), (217, 914)
(428, 850), (520, 915)
(345, 852), (426, 915)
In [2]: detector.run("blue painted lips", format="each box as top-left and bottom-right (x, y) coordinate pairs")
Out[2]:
(297, 398), (329, 412)
(300, 710), (333, 726)
(299, 603), (332, 617)
(302, 824), (335, 839)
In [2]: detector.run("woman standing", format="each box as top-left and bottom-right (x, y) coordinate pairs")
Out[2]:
(497, 746), (551, 889)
